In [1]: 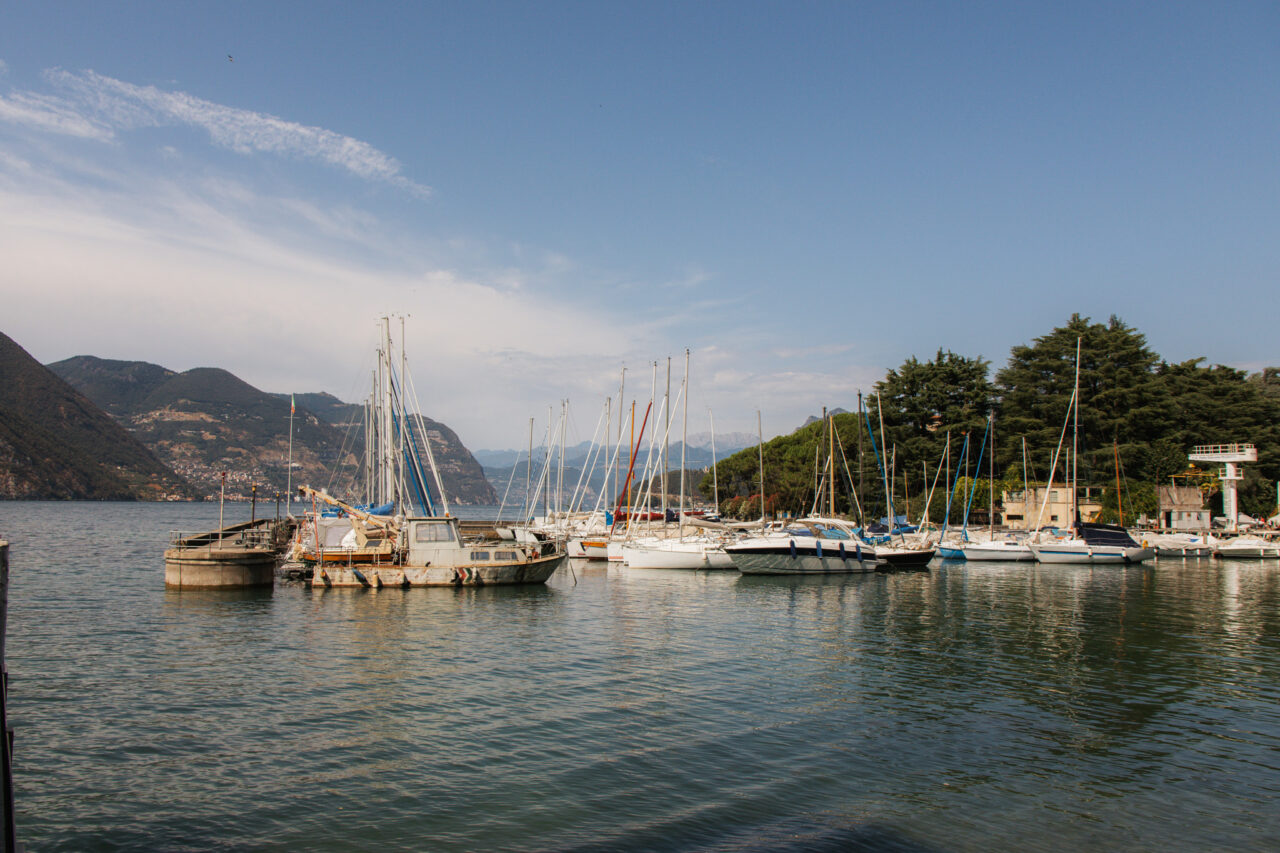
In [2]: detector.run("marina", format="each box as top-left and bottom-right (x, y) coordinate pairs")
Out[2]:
(5, 501), (1280, 851)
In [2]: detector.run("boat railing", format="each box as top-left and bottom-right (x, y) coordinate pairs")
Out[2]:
(169, 529), (276, 550)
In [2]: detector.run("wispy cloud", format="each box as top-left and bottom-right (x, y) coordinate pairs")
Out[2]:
(0, 67), (430, 196)
(0, 91), (112, 139)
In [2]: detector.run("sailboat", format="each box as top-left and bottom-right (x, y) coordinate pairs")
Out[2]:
(297, 318), (568, 588)
(1025, 338), (1153, 565)
(864, 396), (936, 568)
(961, 414), (1034, 561)
(623, 351), (736, 570)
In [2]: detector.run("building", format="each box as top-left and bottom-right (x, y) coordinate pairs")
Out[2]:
(1000, 486), (1102, 530)
(1152, 485), (1210, 531)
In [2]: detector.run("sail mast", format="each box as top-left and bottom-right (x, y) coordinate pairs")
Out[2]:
(709, 408), (719, 512)
(679, 348), (689, 538)
(757, 410), (766, 522)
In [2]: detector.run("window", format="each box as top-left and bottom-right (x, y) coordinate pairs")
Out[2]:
(414, 522), (456, 543)
(494, 551), (519, 561)
(470, 551), (491, 561)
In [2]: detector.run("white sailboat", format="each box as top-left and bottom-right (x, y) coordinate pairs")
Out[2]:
(961, 414), (1034, 561)
(1025, 338), (1153, 565)
(624, 350), (735, 570)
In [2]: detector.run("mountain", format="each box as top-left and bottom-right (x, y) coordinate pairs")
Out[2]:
(271, 392), (496, 505)
(0, 333), (192, 499)
(802, 408), (850, 428)
(50, 356), (356, 500)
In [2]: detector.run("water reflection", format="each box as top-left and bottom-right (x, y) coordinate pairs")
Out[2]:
(3, 502), (1279, 851)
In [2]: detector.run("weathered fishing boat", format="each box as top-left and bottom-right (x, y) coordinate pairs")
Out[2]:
(295, 318), (568, 588)
(312, 515), (565, 588)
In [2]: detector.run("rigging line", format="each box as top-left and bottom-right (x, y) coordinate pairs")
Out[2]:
(565, 401), (608, 516)
(831, 419), (865, 525)
(495, 450), (522, 524)
(402, 366), (450, 517)
(962, 415), (991, 532)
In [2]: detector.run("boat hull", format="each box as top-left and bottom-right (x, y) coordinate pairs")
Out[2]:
(726, 541), (876, 575)
(1028, 544), (1154, 564)
(875, 547), (937, 569)
(960, 544), (1034, 562)
(622, 542), (734, 570)
(311, 553), (567, 588)
(1216, 546), (1280, 559)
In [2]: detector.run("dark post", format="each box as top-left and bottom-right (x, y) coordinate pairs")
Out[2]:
(0, 539), (17, 852)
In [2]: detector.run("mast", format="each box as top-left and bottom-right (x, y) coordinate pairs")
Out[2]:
(857, 391), (865, 513)
(709, 408), (719, 512)
(1072, 336), (1081, 524)
(398, 316), (406, 512)
(616, 367), (626, 515)
(663, 356), (671, 522)
(828, 407), (835, 517)
(286, 394), (295, 510)
(757, 410), (766, 522)
(1114, 439), (1123, 525)
(604, 396), (611, 518)
(877, 396), (894, 541)
(989, 412), (995, 538)
(558, 399), (566, 520)
(525, 417), (533, 521)
(678, 348), (689, 538)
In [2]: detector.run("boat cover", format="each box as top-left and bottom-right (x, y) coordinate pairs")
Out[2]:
(1076, 522), (1140, 548)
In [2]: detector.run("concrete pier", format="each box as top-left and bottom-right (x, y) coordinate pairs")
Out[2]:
(164, 519), (285, 589)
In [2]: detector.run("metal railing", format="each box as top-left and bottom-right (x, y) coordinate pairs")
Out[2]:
(169, 529), (276, 550)
(1190, 443), (1256, 456)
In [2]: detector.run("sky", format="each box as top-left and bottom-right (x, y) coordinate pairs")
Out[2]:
(2, 2), (1278, 451)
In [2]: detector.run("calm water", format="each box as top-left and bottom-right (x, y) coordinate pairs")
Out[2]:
(2, 502), (1278, 852)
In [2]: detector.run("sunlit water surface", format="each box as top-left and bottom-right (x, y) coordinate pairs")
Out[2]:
(2, 502), (1278, 851)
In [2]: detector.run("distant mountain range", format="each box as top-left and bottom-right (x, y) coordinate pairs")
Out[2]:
(0, 330), (495, 503)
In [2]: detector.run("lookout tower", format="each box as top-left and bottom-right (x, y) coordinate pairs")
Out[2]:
(1188, 443), (1257, 532)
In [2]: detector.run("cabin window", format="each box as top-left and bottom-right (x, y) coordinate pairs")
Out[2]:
(494, 550), (518, 561)
(470, 551), (491, 561)
(1005, 514), (1023, 521)
(414, 522), (456, 543)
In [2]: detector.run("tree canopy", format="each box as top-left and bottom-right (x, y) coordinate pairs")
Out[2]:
(705, 314), (1280, 521)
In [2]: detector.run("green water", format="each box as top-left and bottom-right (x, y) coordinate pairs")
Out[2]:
(3, 502), (1278, 851)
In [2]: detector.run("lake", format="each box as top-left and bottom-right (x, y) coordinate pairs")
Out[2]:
(2, 502), (1278, 851)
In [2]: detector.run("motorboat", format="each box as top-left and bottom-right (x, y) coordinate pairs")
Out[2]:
(725, 517), (879, 575)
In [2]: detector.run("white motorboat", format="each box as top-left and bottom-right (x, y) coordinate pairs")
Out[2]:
(725, 518), (878, 575)
(1142, 532), (1216, 558)
(1215, 535), (1280, 559)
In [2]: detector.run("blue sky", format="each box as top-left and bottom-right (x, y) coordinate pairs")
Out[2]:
(2, 2), (1278, 449)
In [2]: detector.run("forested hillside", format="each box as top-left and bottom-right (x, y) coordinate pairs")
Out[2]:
(707, 315), (1280, 522)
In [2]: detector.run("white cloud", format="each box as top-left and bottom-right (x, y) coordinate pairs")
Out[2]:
(0, 91), (112, 139)
(0, 67), (430, 196)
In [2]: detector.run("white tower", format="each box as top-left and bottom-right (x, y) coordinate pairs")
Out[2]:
(1188, 443), (1257, 532)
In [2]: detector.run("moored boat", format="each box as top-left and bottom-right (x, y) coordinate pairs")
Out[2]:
(725, 518), (878, 575)
(1214, 535), (1280, 559)
(1027, 522), (1154, 564)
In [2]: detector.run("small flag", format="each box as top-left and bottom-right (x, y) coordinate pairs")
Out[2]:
(290, 394), (295, 414)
